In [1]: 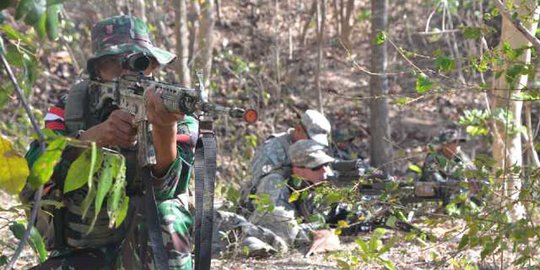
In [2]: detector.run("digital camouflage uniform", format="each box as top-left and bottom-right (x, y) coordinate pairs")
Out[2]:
(242, 110), (331, 249)
(23, 15), (197, 270)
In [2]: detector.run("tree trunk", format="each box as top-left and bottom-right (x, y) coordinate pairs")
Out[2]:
(369, 0), (392, 174)
(196, 0), (215, 87)
(339, 0), (354, 51)
(174, 0), (191, 87)
(489, 0), (539, 221)
(188, 1), (201, 65)
(315, 0), (326, 113)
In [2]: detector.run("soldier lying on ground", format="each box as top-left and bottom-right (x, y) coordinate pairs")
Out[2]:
(215, 139), (341, 257)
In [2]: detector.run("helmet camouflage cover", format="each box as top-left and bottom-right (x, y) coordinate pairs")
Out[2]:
(87, 15), (176, 78)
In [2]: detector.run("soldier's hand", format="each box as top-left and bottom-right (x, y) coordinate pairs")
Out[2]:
(145, 87), (184, 128)
(80, 110), (137, 147)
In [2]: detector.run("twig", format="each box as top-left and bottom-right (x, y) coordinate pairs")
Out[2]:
(1, 42), (47, 270)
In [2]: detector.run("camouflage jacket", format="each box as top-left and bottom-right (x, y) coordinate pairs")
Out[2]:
(419, 149), (473, 183)
(249, 128), (295, 189)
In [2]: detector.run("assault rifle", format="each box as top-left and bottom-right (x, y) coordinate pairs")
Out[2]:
(326, 159), (486, 237)
(90, 69), (256, 166)
(328, 159), (389, 182)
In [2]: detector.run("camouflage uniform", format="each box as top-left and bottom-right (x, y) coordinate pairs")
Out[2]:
(24, 16), (197, 270)
(331, 129), (358, 161)
(242, 110), (331, 249)
(419, 129), (472, 183)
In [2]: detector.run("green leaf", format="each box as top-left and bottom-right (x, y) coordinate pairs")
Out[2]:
(0, 24), (37, 49)
(415, 73), (433, 94)
(380, 259), (395, 270)
(46, 4), (61, 40)
(34, 10), (47, 39)
(46, 0), (64, 5)
(9, 220), (47, 262)
(462, 27), (482, 39)
(115, 196), (129, 228)
(0, 255), (7, 266)
(0, 136), (30, 194)
(28, 137), (67, 188)
(408, 164), (422, 174)
(107, 156), (127, 228)
(355, 238), (369, 254)
(64, 145), (102, 194)
(288, 190), (300, 203)
(80, 183), (96, 220)
(15, 0), (33, 20)
(335, 258), (351, 270)
(23, 0), (47, 26)
(374, 31), (386, 45)
(434, 56), (455, 73)
(458, 234), (469, 250)
(88, 154), (115, 232)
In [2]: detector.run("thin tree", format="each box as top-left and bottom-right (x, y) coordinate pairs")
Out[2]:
(174, 0), (191, 87)
(369, 0), (392, 174)
(315, 0), (326, 113)
(489, 0), (539, 221)
(196, 0), (215, 87)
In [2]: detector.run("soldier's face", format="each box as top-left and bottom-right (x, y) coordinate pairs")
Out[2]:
(96, 54), (158, 81)
(292, 164), (332, 184)
(441, 141), (459, 158)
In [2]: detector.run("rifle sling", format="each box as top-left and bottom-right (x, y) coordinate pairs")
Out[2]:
(143, 167), (170, 270)
(194, 132), (217, 270)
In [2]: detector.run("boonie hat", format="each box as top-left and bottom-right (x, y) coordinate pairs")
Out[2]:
(87, 15), (176, 77)
(301, 110), (331, 146)
(433, 129), (468, 144)
(289, 139), (335, 169)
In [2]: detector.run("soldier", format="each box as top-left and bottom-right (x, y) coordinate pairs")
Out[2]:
(23, 15), (197, 269)
(243, 110), (330, 247)
(332, 129), (360, 161)
(222, 139), (339, 257)
(420, 129), (474, 183)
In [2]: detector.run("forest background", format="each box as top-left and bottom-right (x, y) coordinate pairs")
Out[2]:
(1, 0), (540, 269)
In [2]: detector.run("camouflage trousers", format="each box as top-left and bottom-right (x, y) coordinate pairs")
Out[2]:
(29, 196), (193, 270)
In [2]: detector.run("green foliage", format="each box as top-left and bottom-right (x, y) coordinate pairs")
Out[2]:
(374, 31), (386, 45)
(356, 9), (371, 22)
(434, 55), (455, 73)
(415, 73), (433, 93)
(9, 220), (47, 262)
(64, 145), (102, 194)
(332, 228), (397, 270)
(458, 109), (491, 136)
(462, 26), (483, 40)
(0, 136), (30, 194)
(106, 155), (128, 228)
(28, 137), (67, 188)
(11, 0), (63, 40)
(248, 193), (275, 212)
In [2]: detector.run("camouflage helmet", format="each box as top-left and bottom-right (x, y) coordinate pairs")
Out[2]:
(433, 129), (467, 144)
(333, 129), (355, 142)
(289, 139), (335, 169)
(87, 15), (176, 78)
